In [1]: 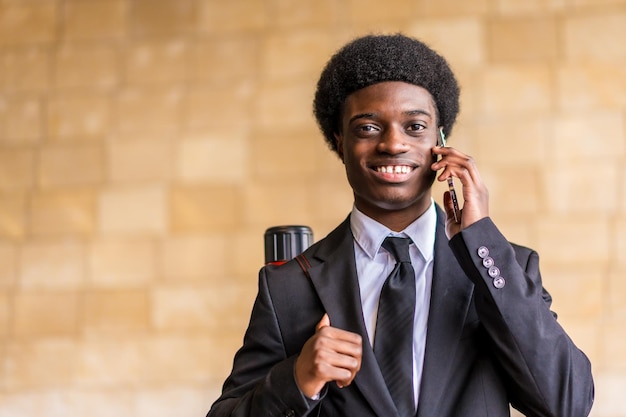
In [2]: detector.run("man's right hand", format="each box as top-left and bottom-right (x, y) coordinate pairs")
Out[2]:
(294, 313), (363, 398)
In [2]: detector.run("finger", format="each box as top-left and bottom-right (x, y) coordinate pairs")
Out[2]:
(443, 191), (455, 219)
(316, 313), (330, 331)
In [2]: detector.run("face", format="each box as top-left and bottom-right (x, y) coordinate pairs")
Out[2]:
(335, 81), (439, 227)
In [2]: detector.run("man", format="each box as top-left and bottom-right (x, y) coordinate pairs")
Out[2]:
(207, 34), (594, 417)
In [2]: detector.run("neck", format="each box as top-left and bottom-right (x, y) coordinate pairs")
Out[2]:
(356, 201), (431, 232)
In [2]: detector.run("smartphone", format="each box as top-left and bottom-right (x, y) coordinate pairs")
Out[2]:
(438, 128), (460, 223)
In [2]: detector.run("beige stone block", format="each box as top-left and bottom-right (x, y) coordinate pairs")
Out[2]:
(176, 132), (248, 184)
(136, 335), (215, 383)
(261, 30), (334, 80)
(135, 386), (208, 417)
(13, 291), (79, 337)
(593, 372), (626, 416)
(269, 0), (337, 28)
(494, 0), (566, 14)
(190, 37), (259, 83)
(224, 230), (265, 277)
(0, 46), (51, 93)
(98, 185), (168, 236)
(552, 111), (624, 160)
(153, 284), (254, 331)
(124, 39), (187, 85)
(482, 165), (540, 215)
(151, 286), (215, 330)
(309, 179), (354, 224)
(346, 0), (415, 23)
(0, 148), (35, 190)
(54, 44), (118, 90)
(0, 242), (17, 287)
(254, 79), (316, 129)
(47, 93), (112, 139)
(572, 0), (626, 6)
(115, 88), (181, 133)
(557, 64), (626, 110)
(534, 216), (610, 265)
(170, 185), (242, 232)
(565, 13), (626, 61)
(411, 0), (490, 16)
(19, 240), (86, 289)
(89, 238), (156, 288)
(0, 3), (57, 46)
(30, 188), (96, 237)
(488, 17), (558, 63)
(0, 96), (42, 143)
(542, 266), (604, 319)
(182, 82), (252, 130)
(473, 117), (549, 164)
(38, 145), (104, 187)
(77, 336), (143, 385)
(243, 182), (313, 228)
(159, 235), (227, 281)
(132, 0), (195, 37)
(480, 66), (552, 116)
(0, 388), (134, 417)
(542, 163), (619, 214)
(197, 0), (268, 33)
(250, 128), (318, 179)
(616, 219), (626, 267)
(4, 339), (77, 389)
(602, 319), (626, 370)
(108, 136), (173, 182)
(555, 319), (599, 369)
(0, 291), (9, 337)
(405, 18), (485, 69)
(63, 0), (128, 41)
(609, 266), (626, 318)
(0, 191), (26, 239)
(83, 289), (150, 332)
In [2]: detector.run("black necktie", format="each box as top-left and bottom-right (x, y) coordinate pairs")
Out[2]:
(375, 237), (416, 417)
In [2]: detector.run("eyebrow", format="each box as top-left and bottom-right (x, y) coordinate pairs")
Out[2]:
(348, 109), (433, 124)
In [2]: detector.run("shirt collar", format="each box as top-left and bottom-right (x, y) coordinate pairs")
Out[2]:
(350, 200), (437, 262)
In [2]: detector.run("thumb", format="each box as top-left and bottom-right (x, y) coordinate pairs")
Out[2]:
(443, 191), (455, 219)
(316, 313), (330, 331)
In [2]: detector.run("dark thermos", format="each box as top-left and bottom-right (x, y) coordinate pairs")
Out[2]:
(264, 225), (314, 265)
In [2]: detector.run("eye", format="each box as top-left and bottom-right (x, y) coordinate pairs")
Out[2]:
(354, 124), (380, 137)
(407, 123), (426, 132)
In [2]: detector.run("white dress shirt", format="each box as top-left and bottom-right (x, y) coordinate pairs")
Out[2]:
(350, 201), (436, 410)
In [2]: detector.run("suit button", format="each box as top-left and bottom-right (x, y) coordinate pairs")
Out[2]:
(488, 266), (500, 278)
(482, 256), (494, 268)
(477, 246), (489, 258)
(493, 276), (506, 289)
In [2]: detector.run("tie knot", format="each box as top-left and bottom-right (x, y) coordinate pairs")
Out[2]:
(382, 237), (412, 264)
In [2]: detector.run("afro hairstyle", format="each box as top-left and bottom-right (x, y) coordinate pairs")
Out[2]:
(313, 33), (460, 154)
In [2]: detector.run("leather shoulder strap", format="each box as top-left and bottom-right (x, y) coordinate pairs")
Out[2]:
(295, 253), (312, 279)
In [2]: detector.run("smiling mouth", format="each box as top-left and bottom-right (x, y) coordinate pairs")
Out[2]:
(374, 165), (414, 174)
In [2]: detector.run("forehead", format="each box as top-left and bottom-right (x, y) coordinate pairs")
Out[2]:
(342, 81), (437, 117)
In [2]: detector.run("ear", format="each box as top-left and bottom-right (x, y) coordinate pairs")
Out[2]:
(334, 132), (345, 161)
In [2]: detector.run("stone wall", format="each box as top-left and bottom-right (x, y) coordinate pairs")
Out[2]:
(0, 0), (625, 416)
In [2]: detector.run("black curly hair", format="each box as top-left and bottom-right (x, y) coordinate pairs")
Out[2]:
(313, 33), (460, 154)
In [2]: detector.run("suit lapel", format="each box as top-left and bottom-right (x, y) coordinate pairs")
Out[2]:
(306, 218), (398, 417)
(416, 209), (474, 417)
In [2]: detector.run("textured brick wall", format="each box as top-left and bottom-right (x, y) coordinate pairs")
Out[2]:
(0, 1), (625, 416)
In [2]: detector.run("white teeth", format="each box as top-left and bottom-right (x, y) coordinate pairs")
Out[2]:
(377, 166), (411, 174)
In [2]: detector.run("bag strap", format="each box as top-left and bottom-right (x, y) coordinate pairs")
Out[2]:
(295, 253), (312, 279)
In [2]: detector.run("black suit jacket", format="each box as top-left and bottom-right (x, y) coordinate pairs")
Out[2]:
(208, 209), (594, 417)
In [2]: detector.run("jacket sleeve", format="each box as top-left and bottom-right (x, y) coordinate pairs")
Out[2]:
(206, 267), (316, 417)
(449, 217), (594, 417)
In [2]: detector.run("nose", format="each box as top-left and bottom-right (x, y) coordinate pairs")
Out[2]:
(376, 125), (409, 155)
